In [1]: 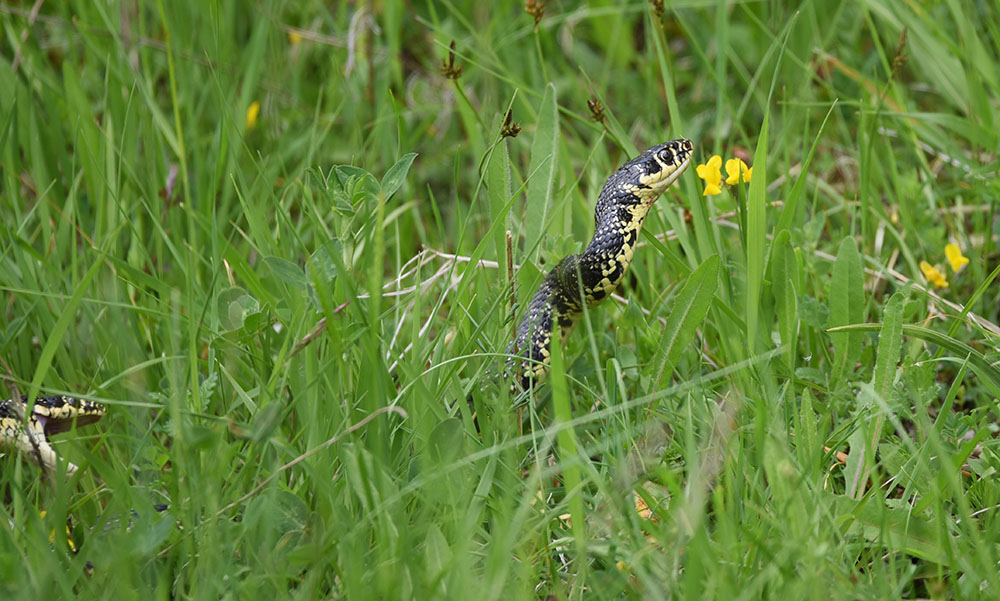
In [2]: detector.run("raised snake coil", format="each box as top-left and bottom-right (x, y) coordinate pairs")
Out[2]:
(1, 395), (107, 475)
(508, 138), (693, 390)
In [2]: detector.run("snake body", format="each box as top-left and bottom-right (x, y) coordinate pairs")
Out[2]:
(509, 138), (693, 389)
(1, 395), (106, 475)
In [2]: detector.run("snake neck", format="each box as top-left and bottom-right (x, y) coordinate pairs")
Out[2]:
(576, 197), (653, 306)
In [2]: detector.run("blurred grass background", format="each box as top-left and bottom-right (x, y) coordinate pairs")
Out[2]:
(2, 0), (1000, 598)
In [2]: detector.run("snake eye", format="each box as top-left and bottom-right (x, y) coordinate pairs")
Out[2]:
(657, 148), (673, 164)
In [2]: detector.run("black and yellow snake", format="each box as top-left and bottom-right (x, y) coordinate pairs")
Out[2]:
(508, 138), (693, 390)
(1, 395), (106, 475)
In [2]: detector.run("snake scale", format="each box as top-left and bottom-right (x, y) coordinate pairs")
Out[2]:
(507, 138), (693, 390)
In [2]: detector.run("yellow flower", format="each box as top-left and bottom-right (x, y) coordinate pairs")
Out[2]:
(743, 166), (753, 182)
(246, 101), (260, 129)
(288, 30), (302, 46)
(945, 243), (969, 272)
(696, 155), (723, 196)
(920, 260), (949, 289)
(725, 158), (751, 184)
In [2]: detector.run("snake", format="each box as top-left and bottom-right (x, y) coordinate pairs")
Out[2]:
(507, 138), (693, 390)
(1, 395), (107, 476)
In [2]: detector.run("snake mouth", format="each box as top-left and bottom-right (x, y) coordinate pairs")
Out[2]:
(658, 154), (691, 190)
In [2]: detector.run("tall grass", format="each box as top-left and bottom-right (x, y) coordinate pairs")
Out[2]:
(2, 1), (999, 599)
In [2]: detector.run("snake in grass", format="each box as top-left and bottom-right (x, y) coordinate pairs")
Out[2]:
(507, 138), (693, 390)
(2, 144), (692, 461)
(2, 395), (169, 569)
(1, 395), (106, 476)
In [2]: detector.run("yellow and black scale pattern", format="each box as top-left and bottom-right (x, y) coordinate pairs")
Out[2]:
(0, 395), (106, 474)
(508, 138), (693, 390)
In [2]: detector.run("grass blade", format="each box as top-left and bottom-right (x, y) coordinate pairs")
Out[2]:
(845, 292), (902, 499)
(829, 237), (865, 383)
(524, 83), (559, 264)
(26, 245), (110, 417)
(650, 255), (720, 393)
(486, 119), (513, 263)
(745, 113), (769, 353)
(547, 322), (586, 572)
(771, 230), (799, 370)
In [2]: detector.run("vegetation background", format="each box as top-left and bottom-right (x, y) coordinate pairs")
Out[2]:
(2, 0), (999, 599)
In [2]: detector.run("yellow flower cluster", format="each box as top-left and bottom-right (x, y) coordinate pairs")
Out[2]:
(920, 243), (970, 289)
(695, 155), (752, 196)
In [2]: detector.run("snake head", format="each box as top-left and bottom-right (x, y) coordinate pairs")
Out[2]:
(598, 138), (693, 213)
(633, 138), (693, 201)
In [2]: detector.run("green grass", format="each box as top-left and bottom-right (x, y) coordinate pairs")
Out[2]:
(2, 1), (1000, 598)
